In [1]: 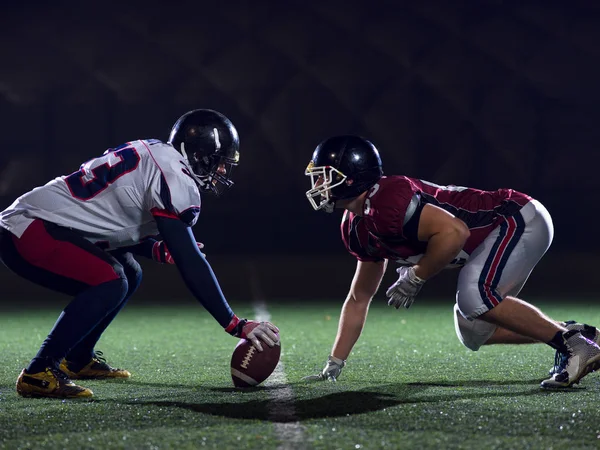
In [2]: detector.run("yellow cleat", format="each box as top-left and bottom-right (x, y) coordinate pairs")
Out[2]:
(16, 367), (93, 399)
(60, 352), (131, 380)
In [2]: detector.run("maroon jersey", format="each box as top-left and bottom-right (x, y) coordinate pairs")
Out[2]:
(341, 176), (531, 265)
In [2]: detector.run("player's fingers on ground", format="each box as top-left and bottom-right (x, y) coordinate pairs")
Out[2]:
(302, 374), (324, 381)
(389, 294), (402, 308)
(401, 296), (412, 308)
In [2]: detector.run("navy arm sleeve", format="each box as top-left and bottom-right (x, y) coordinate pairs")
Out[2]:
(155, 216), (234, 328)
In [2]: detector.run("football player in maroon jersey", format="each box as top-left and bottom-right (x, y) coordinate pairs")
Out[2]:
(303, 135), (600, 389)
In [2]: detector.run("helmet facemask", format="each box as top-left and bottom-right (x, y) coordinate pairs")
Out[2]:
(305, 162), (347, 213)
(181, 142), (239, 196)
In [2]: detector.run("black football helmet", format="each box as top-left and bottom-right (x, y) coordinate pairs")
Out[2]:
(305, 135), (383, 212)
(168, 109), (240, 195)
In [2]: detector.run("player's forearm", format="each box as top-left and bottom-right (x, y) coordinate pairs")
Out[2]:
(331, 296), (370, 360)
(176, 256), (234, 327)
(155, 216), (234, 327)
(414, 227), (469, 280)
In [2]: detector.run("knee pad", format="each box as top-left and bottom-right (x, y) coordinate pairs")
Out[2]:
(453, 304), (497, 351)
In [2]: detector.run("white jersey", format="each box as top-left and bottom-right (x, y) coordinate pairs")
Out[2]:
(0, 139), (201, 250)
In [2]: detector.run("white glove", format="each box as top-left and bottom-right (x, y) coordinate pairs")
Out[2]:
(385, 266), (425, 309)
(240, 320), (280, 352)
(303, 355), (346, 382)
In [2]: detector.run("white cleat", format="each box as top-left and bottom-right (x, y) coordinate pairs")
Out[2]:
(548, 322), (600, 375)
(541, 330), (600, 389)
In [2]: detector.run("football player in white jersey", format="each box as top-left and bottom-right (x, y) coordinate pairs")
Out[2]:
(0, 109), (279, 399)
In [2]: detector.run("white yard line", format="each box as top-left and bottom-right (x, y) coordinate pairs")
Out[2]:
(253, 300), (307, 449)
(249, 264), (307, 450)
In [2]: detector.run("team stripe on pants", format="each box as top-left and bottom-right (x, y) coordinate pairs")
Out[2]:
(478, 213), (526, 309)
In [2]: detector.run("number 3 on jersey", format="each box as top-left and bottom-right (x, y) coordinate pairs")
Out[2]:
(66, 145), (141, 200)
(364, 183), (380, 215)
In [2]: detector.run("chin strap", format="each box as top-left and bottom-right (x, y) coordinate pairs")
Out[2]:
(180, 143), (211, 191)
(322, 200), (336, 213)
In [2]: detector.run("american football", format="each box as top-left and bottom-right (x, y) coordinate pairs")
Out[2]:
(230, 338), (281, 387)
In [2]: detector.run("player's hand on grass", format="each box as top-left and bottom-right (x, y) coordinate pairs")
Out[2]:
(303, 355), (346, 382)
(386, 266), (425, 309)
(240, 320), (280, 352)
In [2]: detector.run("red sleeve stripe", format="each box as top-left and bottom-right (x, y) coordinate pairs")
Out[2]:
(225, 315), (240, 333)
(151, 241), (162, 262)
(150, 207), (179, 220)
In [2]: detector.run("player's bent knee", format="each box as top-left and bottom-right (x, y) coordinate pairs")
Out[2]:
(111, 252), (143, 297)
(128, 265), (143, 289)
(101, 277), (129, 311)
(453, 304), (497, 351)
(455, 288), (489, 320)
(107, 265), (129, 302)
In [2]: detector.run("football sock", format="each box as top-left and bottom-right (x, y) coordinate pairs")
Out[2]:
(66, 262), (141, 366)
(65, 306), (125, 370)
(26, 279), (128, 374)
(26, 357), (61, 374)
(546, 329), (578, 353)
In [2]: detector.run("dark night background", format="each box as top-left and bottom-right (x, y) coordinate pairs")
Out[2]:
(0, 0), (599, 303)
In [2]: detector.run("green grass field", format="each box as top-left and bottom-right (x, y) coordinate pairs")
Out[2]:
(1, 300), (599, 449)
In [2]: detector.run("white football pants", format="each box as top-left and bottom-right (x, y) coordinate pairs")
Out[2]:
(453, 200), (554, 350)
